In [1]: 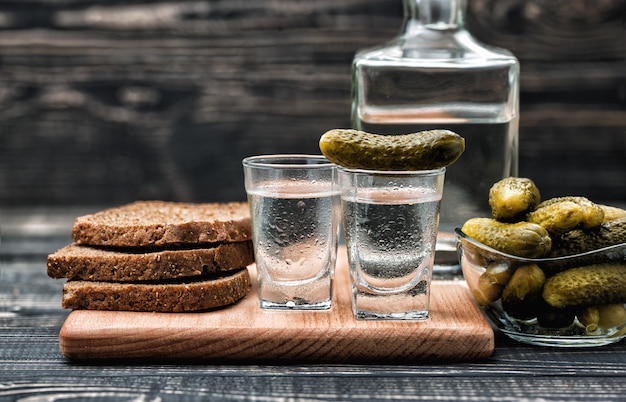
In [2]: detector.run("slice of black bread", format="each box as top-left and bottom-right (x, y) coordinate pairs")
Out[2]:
(47, 241), (254, 282)
(71, 201), (252, 248)
(62, 268), (251, 312)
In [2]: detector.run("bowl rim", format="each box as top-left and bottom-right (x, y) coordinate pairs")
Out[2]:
(454, 227), (626, 263)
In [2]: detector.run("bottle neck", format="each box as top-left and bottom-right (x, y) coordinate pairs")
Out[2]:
(402, 0), (466, 31)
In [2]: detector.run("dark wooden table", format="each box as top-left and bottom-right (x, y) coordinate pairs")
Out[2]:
(2, 206), (626, 401)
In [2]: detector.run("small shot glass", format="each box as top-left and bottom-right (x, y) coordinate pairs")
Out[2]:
(338, 167), (445, 320)
(243, 155), (340, 310)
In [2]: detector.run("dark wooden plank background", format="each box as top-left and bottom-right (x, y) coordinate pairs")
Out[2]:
(0, 0), (624, 207)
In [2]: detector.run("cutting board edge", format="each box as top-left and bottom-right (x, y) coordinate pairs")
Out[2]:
(59, 324), (494, 363)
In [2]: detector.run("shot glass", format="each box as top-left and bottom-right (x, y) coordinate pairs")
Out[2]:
(243, 155), (340, 310)
(338, 167), (445, 320)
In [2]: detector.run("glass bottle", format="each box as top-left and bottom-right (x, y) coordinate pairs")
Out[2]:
(351, 0), (519, 273)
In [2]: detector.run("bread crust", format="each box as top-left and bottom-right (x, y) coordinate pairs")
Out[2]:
(62, 268), (251, 312)
(47, 241), (254, 282)
(71, 201), (252, 247)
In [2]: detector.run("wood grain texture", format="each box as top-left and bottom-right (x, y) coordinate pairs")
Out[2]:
(0, 0), (624, 207)
(4, 326), (626, 401)
(58, 247), (494, 363)
(3, 208), (626, 401)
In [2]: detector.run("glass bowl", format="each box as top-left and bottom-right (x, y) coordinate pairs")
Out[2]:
(456, 228), (626, 347)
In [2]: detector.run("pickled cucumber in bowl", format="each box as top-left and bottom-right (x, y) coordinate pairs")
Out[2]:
(457, 177), (626, 347)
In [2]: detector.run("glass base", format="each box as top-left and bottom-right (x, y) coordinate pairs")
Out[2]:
(352, 292), (430, 321)
(432, 262), (462, 279)
(354, 309), (429, 321)
(259, 299), (332, 311)
(257, 276), (333, 311)
(481, 306), (626, 347)
(433, 231), (463, 278)
(500, 328), (626, 348)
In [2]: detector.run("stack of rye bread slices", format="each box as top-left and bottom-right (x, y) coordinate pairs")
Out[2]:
(47, 201), (254, 312)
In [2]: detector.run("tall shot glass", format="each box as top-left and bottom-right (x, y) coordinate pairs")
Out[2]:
(243, 155), (340, 310)
(338, 167), (445, 320)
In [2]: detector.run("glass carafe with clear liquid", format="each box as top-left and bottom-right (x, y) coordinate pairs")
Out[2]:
(351, 0), (519, 274)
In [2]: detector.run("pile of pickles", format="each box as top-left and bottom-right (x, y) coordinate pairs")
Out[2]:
(459, 177), (626, 342)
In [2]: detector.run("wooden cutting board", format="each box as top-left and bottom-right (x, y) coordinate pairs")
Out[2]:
(59, 247), (494, 363)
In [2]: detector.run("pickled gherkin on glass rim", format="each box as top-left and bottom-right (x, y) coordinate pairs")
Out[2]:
(318, 128), (465, 171)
